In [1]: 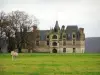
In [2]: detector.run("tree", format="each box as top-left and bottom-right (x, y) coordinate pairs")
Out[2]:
(8, 10), (39, 53)
(0, 11), (8, 52)
(0, 11), (7, 38)
(0, 10), (39, 53)
(0, 11), (16, 53)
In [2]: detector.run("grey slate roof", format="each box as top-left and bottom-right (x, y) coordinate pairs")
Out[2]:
(66, 25), (78, 33)
(40, 30), (49, 41)
(66, 25), (79, 40)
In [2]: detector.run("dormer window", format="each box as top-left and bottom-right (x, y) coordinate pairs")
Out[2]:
(68, 34), (70, 37)
(67, 34), (71, 40)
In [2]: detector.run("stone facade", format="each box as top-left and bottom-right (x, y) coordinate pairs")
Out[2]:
(34, 21), (85, 53)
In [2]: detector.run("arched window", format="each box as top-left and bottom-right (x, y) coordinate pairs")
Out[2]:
(36, 41), (39, 46)
(52, 42), (57, 46)
(52, 35), (57, 39)
(73, 34), (75, 38)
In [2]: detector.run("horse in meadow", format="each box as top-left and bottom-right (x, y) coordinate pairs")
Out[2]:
(11, 51), (18, 61)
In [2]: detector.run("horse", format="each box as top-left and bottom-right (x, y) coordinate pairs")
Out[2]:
(11, 51), (18, 61)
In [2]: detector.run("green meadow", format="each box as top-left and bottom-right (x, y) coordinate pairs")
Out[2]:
(0, 53), (100, 75)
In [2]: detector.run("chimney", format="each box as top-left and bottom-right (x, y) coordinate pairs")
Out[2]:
(79, 28), (84, 34)
(33, 25), (37, 32)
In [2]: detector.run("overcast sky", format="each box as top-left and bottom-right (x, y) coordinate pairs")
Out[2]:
(0, 0), (100, 37)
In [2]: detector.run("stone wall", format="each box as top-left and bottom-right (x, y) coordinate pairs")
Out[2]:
(36, 41), (50, 52)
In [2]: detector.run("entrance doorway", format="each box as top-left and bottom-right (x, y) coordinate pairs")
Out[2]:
(52, 49), (57, 53)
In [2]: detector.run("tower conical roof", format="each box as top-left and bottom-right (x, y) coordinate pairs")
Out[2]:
(54, 21), (60, 30)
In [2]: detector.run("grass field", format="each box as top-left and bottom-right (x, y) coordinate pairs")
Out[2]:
(0, 53), (100, 75)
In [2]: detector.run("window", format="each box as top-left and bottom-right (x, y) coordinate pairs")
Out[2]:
(63, 48), (66, 53)
(68, 34), (70, 37)
(47, 35), (49, 38)
(73, 34), (75, 38)
(67, 34), (71, 40)
(47, 40), (49, 45)
(73, 48), (75, 53)
(52, 35), (57, 39)
(36, 41), (39, 46)
(52, 42), (57, 46)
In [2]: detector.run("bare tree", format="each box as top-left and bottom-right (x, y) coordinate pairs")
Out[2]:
(0, 10), (39, 53)
(8, 10), (39, 53)
(0, 11), (7, 37)
(0, 11), (8, 52)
